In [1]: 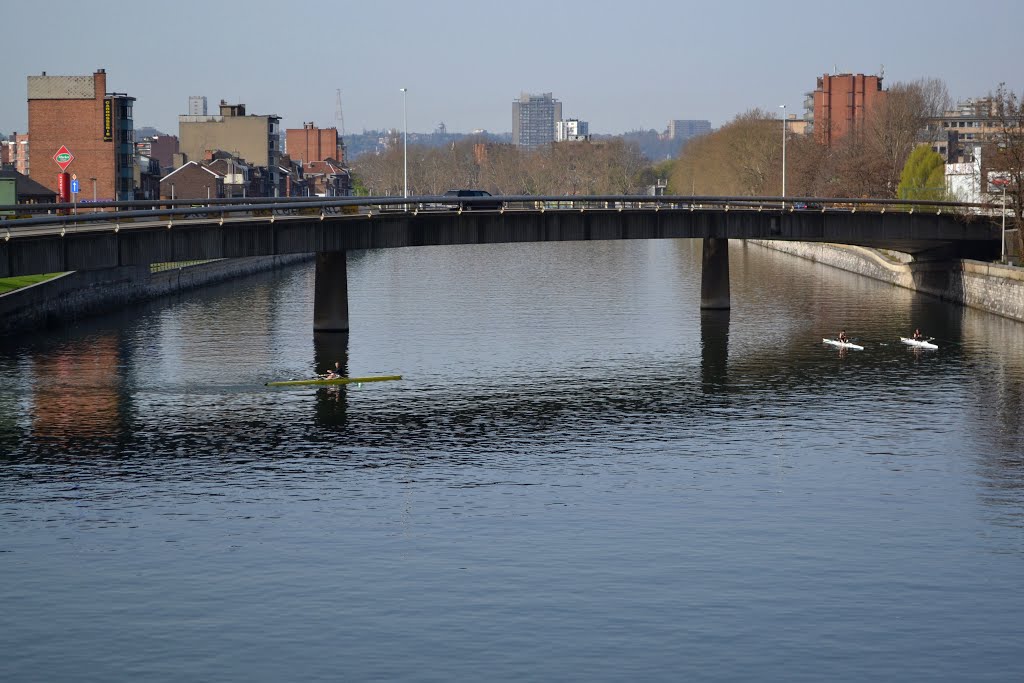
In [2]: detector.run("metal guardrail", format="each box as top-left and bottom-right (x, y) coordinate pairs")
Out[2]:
(150, 260), (221, 273)
(0, 194), (1001, 241)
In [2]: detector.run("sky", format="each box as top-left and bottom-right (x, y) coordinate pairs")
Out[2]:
(3, 0), (1023, 137)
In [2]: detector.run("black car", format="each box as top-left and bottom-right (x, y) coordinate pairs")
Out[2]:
(442, 189), (503, 211)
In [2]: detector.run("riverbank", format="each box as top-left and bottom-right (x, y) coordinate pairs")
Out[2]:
(0, 254), (312, 336)
(752, 240), (1024, 322)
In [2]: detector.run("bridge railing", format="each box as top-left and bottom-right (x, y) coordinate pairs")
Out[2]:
(0, 194), (1000, 240)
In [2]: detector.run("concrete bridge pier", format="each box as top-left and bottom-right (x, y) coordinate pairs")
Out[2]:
(700, 238), (731, 309)
(313, 251), (350, 332)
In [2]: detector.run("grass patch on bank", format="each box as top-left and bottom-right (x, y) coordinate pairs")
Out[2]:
(0, 273), (64, 295)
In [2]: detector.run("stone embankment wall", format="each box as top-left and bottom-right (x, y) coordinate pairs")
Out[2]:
(0, 254), (312, 335)
(752, 240), (1024, 322)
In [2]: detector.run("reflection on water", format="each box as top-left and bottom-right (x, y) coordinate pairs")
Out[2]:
(700, 309), (730, 392)
(30, 335), (125, 442)
(1, 239), (1023, 682)
(312, 331), (351, 427)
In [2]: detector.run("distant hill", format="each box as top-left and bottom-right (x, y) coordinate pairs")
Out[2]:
(136, 126), (170, 139)
(345, 129), (512, 159)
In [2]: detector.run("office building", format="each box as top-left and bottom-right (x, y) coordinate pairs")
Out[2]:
(812, 73), (887, 146)
(189, 96), (208, 116)
(667, 120), (712, 141)
(929, 97), (1014, 163)
(555, 119), (590, 142)
(512, 92), (562, 149)
(178, 101), (281, 196)
(27, 69), (136, 200)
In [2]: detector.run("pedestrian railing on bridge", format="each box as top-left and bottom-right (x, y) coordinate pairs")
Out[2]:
(0, 194), (1004, 242)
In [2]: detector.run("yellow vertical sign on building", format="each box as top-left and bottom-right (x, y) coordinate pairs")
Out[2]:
(103, 99), (113, 142)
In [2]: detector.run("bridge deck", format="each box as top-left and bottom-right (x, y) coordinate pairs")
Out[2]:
(0, 204), (1000, 278)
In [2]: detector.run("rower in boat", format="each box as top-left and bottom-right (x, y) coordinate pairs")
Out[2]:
(320, 361), (343, 379)
(912, 328), (923, 341)
(838, 330), (850, 344)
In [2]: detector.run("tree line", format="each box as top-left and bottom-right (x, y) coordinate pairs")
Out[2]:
(352, 134), (656, 197)
(669, 78), (952, 199)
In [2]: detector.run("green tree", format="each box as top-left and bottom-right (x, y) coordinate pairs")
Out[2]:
(897, 145), (946, 201)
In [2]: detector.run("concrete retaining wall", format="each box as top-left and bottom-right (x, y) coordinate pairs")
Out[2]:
(753, 240), (1024, 322)
(0, 254), (312, 335)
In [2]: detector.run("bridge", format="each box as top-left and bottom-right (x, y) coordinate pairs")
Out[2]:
(0, 194), (1001, 331)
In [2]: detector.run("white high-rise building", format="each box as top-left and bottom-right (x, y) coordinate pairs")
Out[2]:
(555, 119), (590, 142)
(667, 119), (711, 141)
(512, 92), (562, 149)
(188, 96), (208, 116)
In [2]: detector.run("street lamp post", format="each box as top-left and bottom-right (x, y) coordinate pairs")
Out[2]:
(400, 87), (408, 199)
(993, 177), (1009, 262)
(780, 104), (787, 205)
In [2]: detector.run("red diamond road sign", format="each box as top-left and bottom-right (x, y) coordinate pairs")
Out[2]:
(52, 145), (74, 171)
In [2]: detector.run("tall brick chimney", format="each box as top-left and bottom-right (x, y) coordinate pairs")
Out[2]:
(94, 68), (107, 100)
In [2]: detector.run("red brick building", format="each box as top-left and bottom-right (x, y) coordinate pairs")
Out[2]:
(158, 161), (224, 200)
(286, 123), (344, 164)
(28, 69), (136, 201)
(302, 159), (351, 196)
(812, 73), (887, 146)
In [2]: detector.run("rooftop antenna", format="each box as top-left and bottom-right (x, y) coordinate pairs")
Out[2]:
(335, 89), (346, 137)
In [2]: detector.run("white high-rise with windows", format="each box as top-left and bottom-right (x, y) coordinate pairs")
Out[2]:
(188, 96), (208, 116)
(512, 92), (562, 149)
(556, 118), (590, 142)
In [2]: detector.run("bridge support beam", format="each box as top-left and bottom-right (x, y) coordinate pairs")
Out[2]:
(700, 238), (731, 310)
(313, 251), (349, 332)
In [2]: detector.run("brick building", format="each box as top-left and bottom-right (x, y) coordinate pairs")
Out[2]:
(12, 133), (30, 176)
(178, 101), (280, 197)
(0, 138), (12, 168)
(286, 123), (344, 165)
(206, 153), (253, 198)
(812, 73), (887, 146)
(302, 159), (351, 196)
(136, 134), (179, 170)
(158, 161), (224, 200)
(27, 69), (136, 201)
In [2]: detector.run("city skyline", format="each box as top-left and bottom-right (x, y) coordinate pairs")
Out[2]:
(2, 0), (1023, 138)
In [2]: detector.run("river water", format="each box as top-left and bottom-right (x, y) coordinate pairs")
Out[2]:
(1, 239), (1023, 682)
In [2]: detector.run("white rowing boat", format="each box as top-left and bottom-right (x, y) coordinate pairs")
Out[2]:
(900, 337), (938, 350)
(823, 338), (864, 351)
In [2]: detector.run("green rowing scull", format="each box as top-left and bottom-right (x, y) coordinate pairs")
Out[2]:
(266, 375), (402, 387)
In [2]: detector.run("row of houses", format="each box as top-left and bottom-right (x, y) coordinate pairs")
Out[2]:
(0, 70), (351, 204)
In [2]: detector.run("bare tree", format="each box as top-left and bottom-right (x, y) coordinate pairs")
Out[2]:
(984, 84), (1024, 258)
(862, 78), (950, 197)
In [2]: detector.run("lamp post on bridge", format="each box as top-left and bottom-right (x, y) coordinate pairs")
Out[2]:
(400, 87), (408, 199)
(780, 104), (787, 207)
